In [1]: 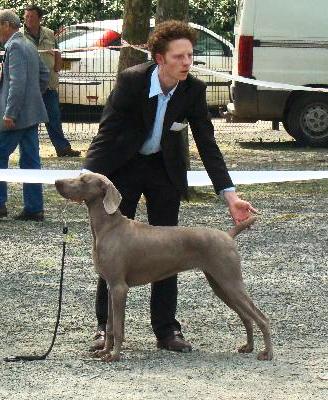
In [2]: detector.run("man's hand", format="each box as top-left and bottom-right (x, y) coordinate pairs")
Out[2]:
(3, 116), (15, 129)
(223, 191), (258, 224)
(45, 49), (56, 56)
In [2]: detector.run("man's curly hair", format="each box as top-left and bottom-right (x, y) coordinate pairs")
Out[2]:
(148, 20), (198, 62)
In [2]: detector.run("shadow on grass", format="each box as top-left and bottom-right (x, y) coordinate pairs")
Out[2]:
(237, 140), (328, 151)
(185, 187), (217, 203)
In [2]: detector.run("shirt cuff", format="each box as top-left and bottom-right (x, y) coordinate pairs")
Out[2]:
(219, 186), (236, 197)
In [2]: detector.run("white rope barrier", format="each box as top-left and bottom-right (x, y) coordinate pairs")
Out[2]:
(1, 169), (328, 186)
(2, 41), (328, 187)
(191, 65), (328, 93)
(188, 170), (328, 186)
(3, 40), (327, 93)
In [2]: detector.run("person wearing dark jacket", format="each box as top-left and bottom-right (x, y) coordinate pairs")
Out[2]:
(84, 20), (257, 353)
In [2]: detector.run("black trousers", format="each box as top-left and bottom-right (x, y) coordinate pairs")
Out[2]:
(96, 152), (182, 340)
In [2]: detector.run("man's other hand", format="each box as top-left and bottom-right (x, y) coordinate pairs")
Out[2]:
(3, 116), (15, 129)
(223, 191), (259, 224)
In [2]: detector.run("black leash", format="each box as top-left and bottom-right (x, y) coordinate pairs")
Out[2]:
(4, 220), (68, 362)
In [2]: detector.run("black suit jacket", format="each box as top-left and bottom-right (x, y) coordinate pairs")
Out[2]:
(84, 62), (233, 197)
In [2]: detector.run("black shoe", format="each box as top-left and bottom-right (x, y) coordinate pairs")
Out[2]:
(56, 146), (81, 157)
(89, 325), (106, 352)
(14, 210), (44, 222)
(0, 205), (8, 218)
(157, 331), (192, 353)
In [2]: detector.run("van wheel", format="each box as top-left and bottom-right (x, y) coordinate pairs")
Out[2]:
(282, 118), (290, 133)
(287, 94), (328, 146)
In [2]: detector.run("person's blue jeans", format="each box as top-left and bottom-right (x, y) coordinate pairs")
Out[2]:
(42, 89), (70, 151)
(0, 125), (43, 213)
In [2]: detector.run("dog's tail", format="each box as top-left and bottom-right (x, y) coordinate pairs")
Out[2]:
(227, 216), (257, 238)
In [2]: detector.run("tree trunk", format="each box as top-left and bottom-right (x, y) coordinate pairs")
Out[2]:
(156, 0), (189, 23)
(118, 0), (152, 74)
(156, 0), (191, 173)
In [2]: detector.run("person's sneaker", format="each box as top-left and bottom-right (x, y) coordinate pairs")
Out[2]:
(89, 326), (106, 352)
(14, 210), (44, 222)
(0, 205), (8, 218)
(157, 331), (192, 353)
(56, 146), (81, 157)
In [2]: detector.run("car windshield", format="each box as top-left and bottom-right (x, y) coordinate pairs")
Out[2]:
(58, 29), (120, 50)
(194, 30), (226, 56)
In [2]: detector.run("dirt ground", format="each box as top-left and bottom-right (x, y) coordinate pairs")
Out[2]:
(0, 120), (327, 399)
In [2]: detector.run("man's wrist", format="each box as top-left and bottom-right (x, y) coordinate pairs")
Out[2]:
(219, 186), (236, 197)
(221, 187), (239, 205)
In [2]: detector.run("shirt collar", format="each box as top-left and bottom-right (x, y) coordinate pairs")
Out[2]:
(149, 65), (178, 98)
(4, 31), (23, 48)
(23, 24), (42, 45)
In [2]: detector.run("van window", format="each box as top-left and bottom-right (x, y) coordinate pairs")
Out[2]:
(194, 30), (225, 56)
(235, 0), (244, 27)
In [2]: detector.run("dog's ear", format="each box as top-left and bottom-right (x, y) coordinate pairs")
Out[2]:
(103, 181), (122, 214)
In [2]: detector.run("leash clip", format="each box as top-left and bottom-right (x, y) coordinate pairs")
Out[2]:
(62, 201), (69, 237)
(4, 355), (21, 362)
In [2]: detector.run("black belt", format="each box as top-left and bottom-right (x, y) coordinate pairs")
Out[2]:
(136, 151), (163, 161)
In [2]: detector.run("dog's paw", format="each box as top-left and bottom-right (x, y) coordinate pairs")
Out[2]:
(257, 350), (273, 361)
(101, 353), (121, 362)
(238, 343), (254, 353)
(91, 349), (108, 359)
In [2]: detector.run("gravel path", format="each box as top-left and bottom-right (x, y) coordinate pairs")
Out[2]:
(0, 120), (327, 399)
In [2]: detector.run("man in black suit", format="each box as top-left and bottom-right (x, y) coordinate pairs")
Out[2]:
(84, 20), (256, 353)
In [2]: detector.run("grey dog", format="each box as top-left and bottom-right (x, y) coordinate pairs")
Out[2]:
(55, 172), (273, 362)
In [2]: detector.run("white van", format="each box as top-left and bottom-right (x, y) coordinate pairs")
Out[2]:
(227, 0), (328, 146)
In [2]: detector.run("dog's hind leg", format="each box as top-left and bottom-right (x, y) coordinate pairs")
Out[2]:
(204, 272), (254, 354)
(204, 272), (272, 360)
(235, 295), (272, 361)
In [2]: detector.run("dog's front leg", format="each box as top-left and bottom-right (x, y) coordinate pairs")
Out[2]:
(105, 286), (114, 351)
(92, 286), (114, 359)
(98, 283), (129, 362)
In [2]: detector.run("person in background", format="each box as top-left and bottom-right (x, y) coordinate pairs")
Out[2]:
(0, 9), (49, 221)
(22, 4), (80, 158)
(84, 20), (257, 353)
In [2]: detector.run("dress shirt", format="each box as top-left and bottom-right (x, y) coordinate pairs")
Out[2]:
(139, 66), (177, 155)
(138, 66), (235, 194)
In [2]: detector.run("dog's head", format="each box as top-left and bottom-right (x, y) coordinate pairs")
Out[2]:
(55, 172), (122, 214)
